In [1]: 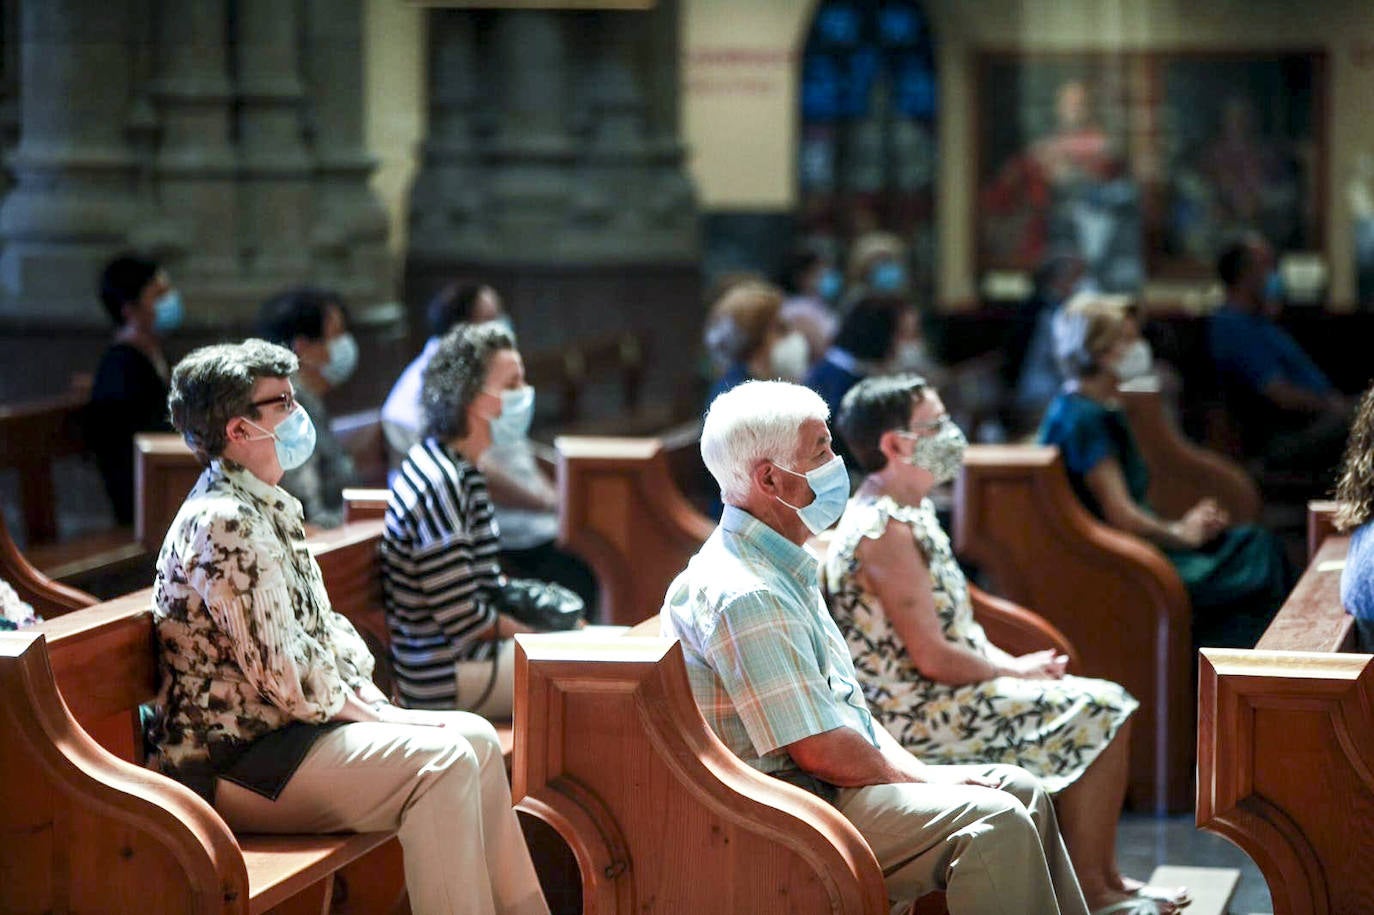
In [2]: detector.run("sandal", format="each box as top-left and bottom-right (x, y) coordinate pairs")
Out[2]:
(1090, 897), (1172, 915)
(1134, 884), (1191, 908)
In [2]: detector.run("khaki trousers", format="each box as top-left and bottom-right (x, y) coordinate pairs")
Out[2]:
(215, 713), (548, 915)
(837, 763), (1089, 915)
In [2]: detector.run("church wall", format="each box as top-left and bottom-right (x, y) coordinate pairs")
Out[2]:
(665, 0), (1374, 309)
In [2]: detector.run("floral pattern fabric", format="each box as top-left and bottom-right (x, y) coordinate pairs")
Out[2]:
(824, 495), (1136, 793)
(152, 459), (374, 782)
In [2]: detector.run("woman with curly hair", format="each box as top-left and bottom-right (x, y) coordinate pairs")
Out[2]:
(1335, 383), (1374, 650)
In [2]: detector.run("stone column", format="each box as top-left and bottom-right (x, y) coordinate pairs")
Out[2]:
(146, 0), (238, 282)
(236, 0), (311, 282)
(0, 0), (141, 324)
(303, 0), (389, 301)
(486, 10), (574, 250)
(631, 0), (697, 257)
(406, 8), (485, 262)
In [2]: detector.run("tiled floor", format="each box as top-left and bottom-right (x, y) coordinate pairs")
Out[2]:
(1117, 813), (1271, 914)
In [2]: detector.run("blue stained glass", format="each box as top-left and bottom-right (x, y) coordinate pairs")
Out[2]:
(841, 46), (882, 117)
(802, 54), (843, 121)
(892, 55), (936, 119)
(878, 6), (923, 45)
(816, 4), (862, 46)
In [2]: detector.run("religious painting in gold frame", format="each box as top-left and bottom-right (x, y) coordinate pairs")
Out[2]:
(974, 50), (1325, 290)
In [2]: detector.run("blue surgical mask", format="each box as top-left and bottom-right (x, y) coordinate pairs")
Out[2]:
(153, 289), (183, 334)
(320, 332), (359, 386)
(869, 261), (907, 293)
(245, 407), (317, 471)
(484, 385), (534, 447)
(773, 453), (849, 534)
(1264, 269), (1284, 304)
(818, 267), (844, 302)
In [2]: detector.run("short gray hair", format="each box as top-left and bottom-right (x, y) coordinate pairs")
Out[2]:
(168, 339), (298, 465)
(422, 321), (517, 441)
(701, 380), (830, 504)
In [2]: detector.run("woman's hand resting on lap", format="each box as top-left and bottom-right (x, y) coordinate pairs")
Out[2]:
(1170, 498), (1229, 549)
(997, 649), (1069, 679)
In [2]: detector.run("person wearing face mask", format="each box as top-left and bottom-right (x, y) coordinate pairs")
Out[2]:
(382, 281), (597, 608)
(778, 246), (842, 365)
(826, 375), (1186, 915)
(381, 323), (590, 717)
(1040, 293), (1293, 650)
(87, 253), (180, 525)
(152, 339), (549, 915)
(661, 380), (1090, 915)
(703, 281), (811, 409)
(255, 288), (359, 529)
(846, 230), (910, 297)
(1210, 233), (1353, 485)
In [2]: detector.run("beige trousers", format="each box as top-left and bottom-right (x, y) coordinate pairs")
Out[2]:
(215, 713), (549, 915)
(837, 763), (1089, 915)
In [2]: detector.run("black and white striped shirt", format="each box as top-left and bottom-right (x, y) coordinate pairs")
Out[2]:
(381, 438), (501, 709)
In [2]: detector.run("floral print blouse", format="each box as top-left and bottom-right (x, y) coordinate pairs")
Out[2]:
(152, 459), (374, 783)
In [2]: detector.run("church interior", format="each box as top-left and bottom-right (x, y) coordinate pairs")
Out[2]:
(4, 1), (1374, 913)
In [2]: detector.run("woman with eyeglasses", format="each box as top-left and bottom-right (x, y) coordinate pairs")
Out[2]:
(824, 374), (1185, 915)
(152, 339), (548, 915)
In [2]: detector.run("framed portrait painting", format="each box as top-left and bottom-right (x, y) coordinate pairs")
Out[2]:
(975, 50), (1325, 290)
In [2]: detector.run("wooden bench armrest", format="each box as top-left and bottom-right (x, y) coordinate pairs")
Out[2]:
(1, 630), (249, 913)
(556, 436), (716, 626)
(0, 509), (97, 618)
(342, 488), (390, 523)
(1307, 499), (1341, 562)
(1198, 648), (1374, 913)
(1120, 385), (1261, 524)
(968, 583), (1080, 670)
(1255, 534), (1354, 654)
(513, 634), (888, 913)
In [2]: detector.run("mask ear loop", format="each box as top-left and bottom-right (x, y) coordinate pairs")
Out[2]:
(770, 461), (811, 512)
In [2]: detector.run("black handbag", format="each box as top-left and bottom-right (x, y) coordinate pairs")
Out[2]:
(490, 577), (585, 631)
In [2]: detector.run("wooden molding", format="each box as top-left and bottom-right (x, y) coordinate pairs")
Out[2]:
(513, 634), (888, 914)
(556, 436), (715, 626)
(1197, 647), (1374, 915)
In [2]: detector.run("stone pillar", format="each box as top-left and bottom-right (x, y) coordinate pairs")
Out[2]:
(236, 0), (311, 282)
(406, 8), (485, 262)
(146, 0), (238, 283)
(303, 0), (389, 301)
(486, 10), (574, 250)
(0, 0), (141, 324)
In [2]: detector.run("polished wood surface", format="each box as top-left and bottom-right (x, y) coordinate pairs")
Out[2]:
(0, 386), (86, 544)
(1306, 499), (1340, 562)
(0, 506), (97, 618)
(1119, 384), (1261, 525)
(514, 634), (889, 914)
(556, 436), (715, 626)
(1197, 530), (1369, 915)
(954, 444), (1193, 813)
(1, 526), (417, 915)
(134, 432), (203, 553)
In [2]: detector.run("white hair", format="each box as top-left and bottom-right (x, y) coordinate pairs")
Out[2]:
(701, 380), (830, 504)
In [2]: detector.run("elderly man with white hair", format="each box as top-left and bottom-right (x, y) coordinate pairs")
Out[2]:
(661, 380), (1089, 915)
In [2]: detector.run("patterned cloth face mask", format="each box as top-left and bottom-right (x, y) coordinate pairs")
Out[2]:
(244, 406), (318, 471)
(773, 453), (849, 534)
(899, 417), (968, 485)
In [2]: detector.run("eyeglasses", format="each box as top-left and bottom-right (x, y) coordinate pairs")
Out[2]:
(897, 415), (950, 437)
(249, 391), (295, 412)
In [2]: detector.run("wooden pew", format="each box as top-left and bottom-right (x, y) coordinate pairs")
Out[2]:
(515, 634), (890, 914)
(0, 508), (97, 620)
(2, 523), (419, 914)
(1119, 383), (1261, 525)
(954, 444), (1193, 814)
(1197, 506), (1369, 915)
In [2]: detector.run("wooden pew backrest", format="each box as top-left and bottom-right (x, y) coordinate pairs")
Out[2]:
(1307, 499), (1340, 563)
(514, 634), (888, 914)
(0, 387), (87, 545)
(135, 433), (202, 554)
(1119, 384), (1261, 525)
(0, 507), (97, 619)
(954, 444), (1194, 813)
(556, 436), (715, 626)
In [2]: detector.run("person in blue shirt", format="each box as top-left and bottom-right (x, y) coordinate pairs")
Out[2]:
(1335, 383), (1374, 650)
(1040, 293), (1292, 649)
(1209, 234), (1352, 478)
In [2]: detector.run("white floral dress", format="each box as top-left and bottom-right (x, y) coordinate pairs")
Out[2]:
(825, 495), (1136, 793)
